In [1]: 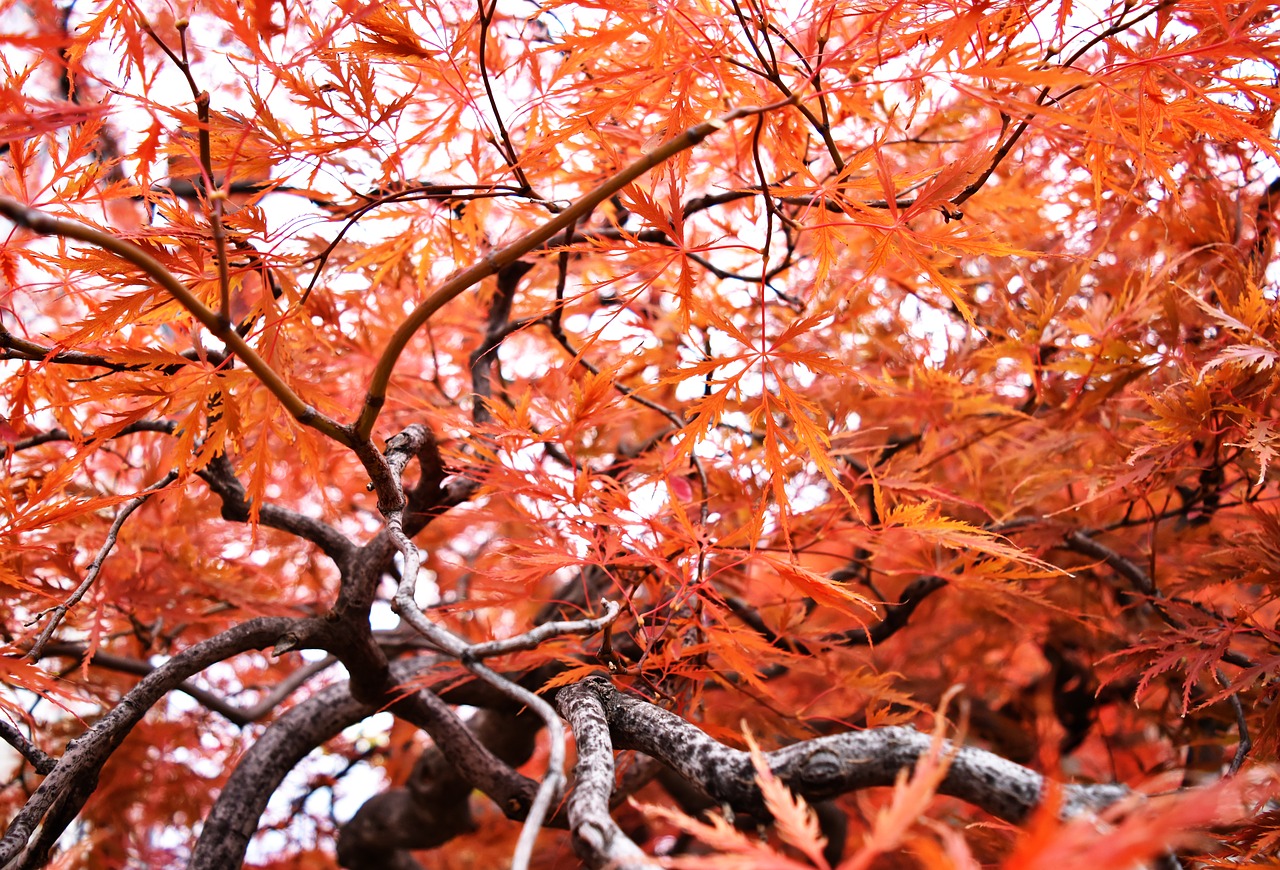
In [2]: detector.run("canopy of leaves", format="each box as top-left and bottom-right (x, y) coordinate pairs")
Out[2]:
(1, 0), (1279, 866)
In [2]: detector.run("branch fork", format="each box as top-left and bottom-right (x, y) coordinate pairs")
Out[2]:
(354, 425), (623, 870)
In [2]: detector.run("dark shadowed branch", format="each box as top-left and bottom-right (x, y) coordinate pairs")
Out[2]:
(0, 721), (55, 776)
(199, 453), (358, 567)
(0, 618), (295, 869)
(35, 643), (335, 727)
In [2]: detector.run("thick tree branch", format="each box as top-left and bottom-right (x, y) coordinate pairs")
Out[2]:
(190, 674), (383, 870)
(191, 659), (546, 870)
(566, 676), (1129, 829)
(337, 707), (542, 869)
(334, 424), (625, 870)
(0, 618), (294, 869)
(556, 682), (660, 870)
(273, 608), (545, 823)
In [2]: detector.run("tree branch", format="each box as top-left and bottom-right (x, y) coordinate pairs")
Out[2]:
(191, 658), (549, 870)
(566, 676), (1129, 828)
(338, 707), (543, 869)
(0, 618), (295, 868)
(27, 471), (179, 660)
(36, 643), (334, 727)
(476, 0), (542, 203)
(1063, 530), (1255, 670)
(198, 453), (357, 568)
(829, 575), (948, 647)
(190, 672), (382, 870)
(556, 681), (660, 870)
(0, 421), (178, 459)
(0, 196), (352, 447)
(353, 97), (798, 441)
(468, 259), (535, 424)
(0, 720), (55, 776)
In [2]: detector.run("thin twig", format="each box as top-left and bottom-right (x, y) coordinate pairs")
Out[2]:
(37, 643), (335, 726)
(1218, 667), (1252, 775)
(0, 325), (220, 374)
(354, 96), (799, 441)
(470, 659), (565, 870)
(27, 471), (180, 660)
(301, 184), (523, 300)
(1063, 529), (1255, 772)
(198, 453), (357, 566)
(142, 24), (237, 325)
(540, 241), (712, 515)
(469, 260), (535, 424)
(476, 0), (543, 204)
(0, 421), (177, 458)
(950, 0), (1176, 208)
(1064, 529), (1254, 670)
(141, 19), (200, 98)
(381, 494), (565, 870)
(727, 0), (844, 172)
(465, 601), (621, 660)
(209, 192), (232, 323)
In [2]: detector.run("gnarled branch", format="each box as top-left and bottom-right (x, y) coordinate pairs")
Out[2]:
(557, 675), (1130, 870)
(0, 618), (295, 869)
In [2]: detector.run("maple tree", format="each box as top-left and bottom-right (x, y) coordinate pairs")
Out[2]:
(1, 0), (1279, 865)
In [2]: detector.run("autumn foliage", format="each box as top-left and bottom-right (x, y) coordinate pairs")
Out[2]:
(2, 0), (1280, 866)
